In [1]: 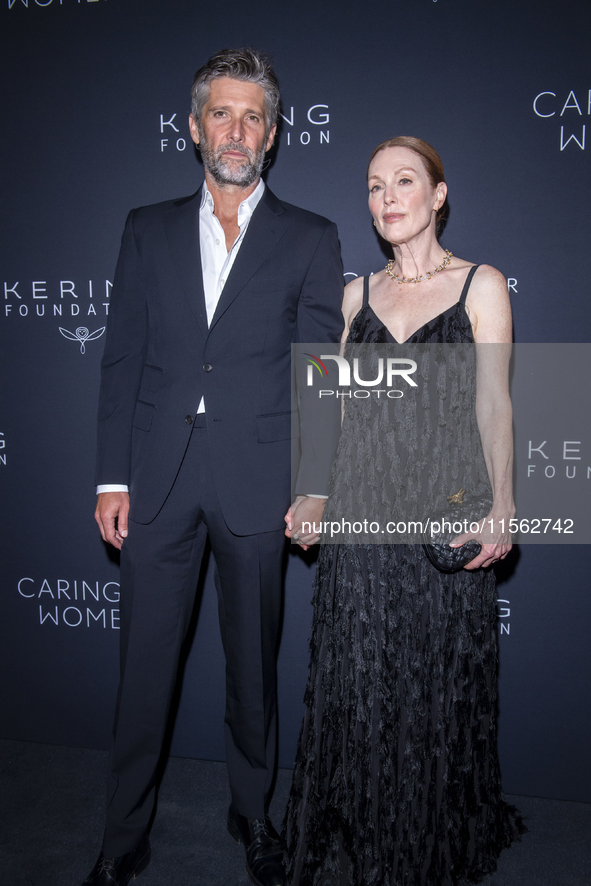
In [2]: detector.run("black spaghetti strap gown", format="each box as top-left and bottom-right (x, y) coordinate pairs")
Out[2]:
(283, 267), (524, 886)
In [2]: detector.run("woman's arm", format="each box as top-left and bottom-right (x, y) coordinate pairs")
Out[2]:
(453, 265), (514, 569)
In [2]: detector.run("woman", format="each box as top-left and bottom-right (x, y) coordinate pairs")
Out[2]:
(284, 137), (524, 886)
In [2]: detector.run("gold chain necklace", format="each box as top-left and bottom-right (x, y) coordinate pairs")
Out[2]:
(385, 249), (452, 284)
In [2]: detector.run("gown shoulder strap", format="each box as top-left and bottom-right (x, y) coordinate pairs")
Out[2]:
(459, 265), (480, 306)
(362, 275), (370, 307)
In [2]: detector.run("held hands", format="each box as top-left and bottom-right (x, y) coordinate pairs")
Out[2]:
(450, 506), (514, 570)
(95, 491), (130, 550)
(285, 495), (327, 550)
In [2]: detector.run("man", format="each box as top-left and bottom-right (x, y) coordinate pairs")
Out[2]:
(84, 48), (343, 886)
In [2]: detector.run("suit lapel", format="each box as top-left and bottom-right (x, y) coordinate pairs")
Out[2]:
(163, 189), (208, 336)
(208, 187), (288, 332)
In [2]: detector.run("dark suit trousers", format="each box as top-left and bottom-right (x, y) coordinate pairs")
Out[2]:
(102, 418), (285, 857)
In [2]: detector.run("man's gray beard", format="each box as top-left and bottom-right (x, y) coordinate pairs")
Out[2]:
(200, 138), (265, 188)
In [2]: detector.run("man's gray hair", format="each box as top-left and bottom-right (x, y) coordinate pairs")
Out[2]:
(191, 48), (280, 133)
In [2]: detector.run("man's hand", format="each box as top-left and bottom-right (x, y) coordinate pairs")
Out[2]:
(285, 495), (327, 550)
(95, 491), (130, 550)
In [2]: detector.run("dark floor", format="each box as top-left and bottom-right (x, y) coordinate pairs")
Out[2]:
(1, 739), (590, 886)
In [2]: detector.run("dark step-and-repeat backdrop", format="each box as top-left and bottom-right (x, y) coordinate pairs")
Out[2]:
(1, 0), (590, 803)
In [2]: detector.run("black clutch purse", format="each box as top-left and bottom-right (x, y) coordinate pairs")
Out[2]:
(421, 488), (493, 573)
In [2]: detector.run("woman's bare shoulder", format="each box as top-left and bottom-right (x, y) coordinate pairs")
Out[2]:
(464, 263), (512, 342)
(468, 264), (511, 306)
(471, 263), (507, 286)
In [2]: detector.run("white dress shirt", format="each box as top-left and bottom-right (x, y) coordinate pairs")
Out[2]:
(97, 180), (265, 494)
(196, 179), (264, 410)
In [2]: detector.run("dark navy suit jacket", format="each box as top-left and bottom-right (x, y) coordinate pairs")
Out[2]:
(96, 185), (344, 535)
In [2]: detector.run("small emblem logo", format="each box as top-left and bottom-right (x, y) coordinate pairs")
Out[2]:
(59, 326), (105, 354)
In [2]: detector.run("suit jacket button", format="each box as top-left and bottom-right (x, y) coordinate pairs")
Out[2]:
(203, 363), (213, 372)
(185, 415), (193, 424)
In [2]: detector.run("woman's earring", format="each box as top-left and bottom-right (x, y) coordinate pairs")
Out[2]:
(373, 220), (376, 227)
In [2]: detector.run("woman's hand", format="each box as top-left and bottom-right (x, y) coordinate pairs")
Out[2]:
(450, 507), (514, 570)
(285, 495), (327, 550)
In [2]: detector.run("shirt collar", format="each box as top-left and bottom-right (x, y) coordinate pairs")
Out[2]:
(200, 179), (265, 225)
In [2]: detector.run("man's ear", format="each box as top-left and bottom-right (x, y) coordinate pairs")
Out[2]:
(265, 124), (277, 152)
(189, 114), (200, 146)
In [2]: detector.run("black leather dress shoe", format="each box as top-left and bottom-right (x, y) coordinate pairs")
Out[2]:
(82, 834), (151, 885)
(227, 804), (285, 886)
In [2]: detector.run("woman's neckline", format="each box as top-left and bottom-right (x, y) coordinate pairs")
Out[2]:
(364, 300), (463, 344)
